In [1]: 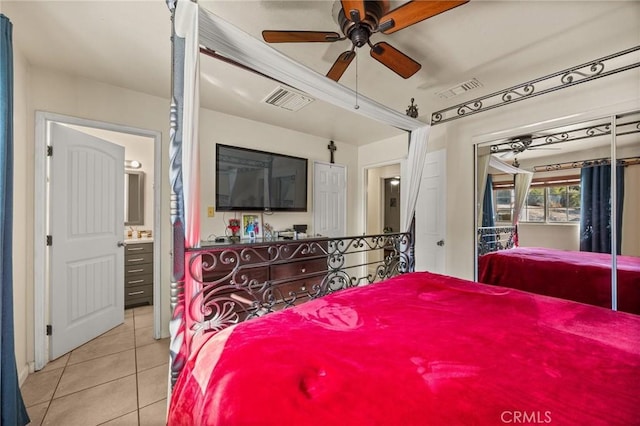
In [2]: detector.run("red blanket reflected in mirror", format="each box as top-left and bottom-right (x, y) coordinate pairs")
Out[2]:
(478, 247), (640, 314)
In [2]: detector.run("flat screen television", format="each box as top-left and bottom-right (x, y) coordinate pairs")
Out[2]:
(216, 144), (308, 212)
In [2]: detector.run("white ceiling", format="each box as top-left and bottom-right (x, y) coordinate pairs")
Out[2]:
(3, 0), (640, 145)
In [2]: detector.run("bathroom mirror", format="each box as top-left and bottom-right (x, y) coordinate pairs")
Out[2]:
(125, 170), (145, 226)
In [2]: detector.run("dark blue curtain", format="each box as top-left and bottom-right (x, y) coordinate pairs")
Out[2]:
(0, 14), (30, 426)
(481, 175), (496, 251)
(579, 164), (625, 254)
(482, 175), (495, 228)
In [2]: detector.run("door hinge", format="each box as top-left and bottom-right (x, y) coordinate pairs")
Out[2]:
(47, 145), (53, 156)
(46, 235), (52, 246)
(46, 325), (52, 336)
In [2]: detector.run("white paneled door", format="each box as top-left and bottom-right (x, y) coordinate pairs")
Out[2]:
(49, 123), (125, 359)
(415, 149), (447, 273)
(313, 162), (346, 237)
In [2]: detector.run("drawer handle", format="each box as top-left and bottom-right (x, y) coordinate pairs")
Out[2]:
(128, 291), (145, 296)
(127, 258), (145, 262)
(128, 279), (145, 284)
(300, 268), (306, 273)
(301, 285), (306, 292)
(127, 247), (144, 251)
(128, 268), (145, 273)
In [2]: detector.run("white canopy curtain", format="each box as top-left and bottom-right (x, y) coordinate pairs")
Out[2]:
(476, 153), (491, 225)
(512, 172), (534, 232)
(478, 155), (533, 244)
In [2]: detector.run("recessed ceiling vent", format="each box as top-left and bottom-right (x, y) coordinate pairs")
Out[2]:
(263, 86), (314, 112)
(435, 78), (483, 99)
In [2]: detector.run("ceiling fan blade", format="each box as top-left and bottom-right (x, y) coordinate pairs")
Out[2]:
(341, 0), (366, 23)
(379, 1), (469, 35)
(370, 42), (421, 79)
(327, 51), (356, 81)
(262, 30), (342, 43)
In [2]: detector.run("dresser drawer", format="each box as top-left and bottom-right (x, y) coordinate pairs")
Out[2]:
(270, 257), (326, 280)
(125, 242), (153, 255)
(125, 262), (153, 276)
(125, 252), (153, 265)
(271, 278), (321, 301)
(125, 283), (153, 306)
(125, 273), (153, 288)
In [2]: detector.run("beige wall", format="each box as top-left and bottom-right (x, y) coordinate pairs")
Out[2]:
(518, 224), (580, 251)
(13, 35), (31, 384)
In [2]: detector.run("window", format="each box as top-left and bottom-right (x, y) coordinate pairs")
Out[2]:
(493, 182), (581, 223)
(494, 188), (514, 222)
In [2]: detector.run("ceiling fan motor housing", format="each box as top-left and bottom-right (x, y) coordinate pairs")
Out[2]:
(338, 1), (386, 48)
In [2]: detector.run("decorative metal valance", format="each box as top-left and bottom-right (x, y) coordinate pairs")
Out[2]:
(431, 46), (640, 125)
(488, 117), (640, 155)
(534, 156), (640, 172)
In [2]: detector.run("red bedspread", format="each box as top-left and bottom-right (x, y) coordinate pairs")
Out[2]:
(168, 272), (640, 425)
(478, 247), (640, 314)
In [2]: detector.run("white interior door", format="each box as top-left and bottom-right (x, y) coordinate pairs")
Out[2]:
(415, 149), (447, 273)
(50, 123), (125, 359)
(313, 162), (346, 237)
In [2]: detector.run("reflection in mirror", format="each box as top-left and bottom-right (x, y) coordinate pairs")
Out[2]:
(125, 170), (145, 226)
(615, 111), (640, 312)
(475, 113), (640, 314)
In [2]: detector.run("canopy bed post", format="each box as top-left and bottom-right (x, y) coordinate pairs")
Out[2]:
(167, 0), (187, 388)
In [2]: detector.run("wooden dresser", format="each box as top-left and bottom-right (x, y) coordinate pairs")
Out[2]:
(200, 238), (328, 318)
(124, 241), (154, 308)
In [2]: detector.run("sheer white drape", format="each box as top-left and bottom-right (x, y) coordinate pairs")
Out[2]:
(513, 172), (533, 229)
(401, 126), (430, 232)
(175, 1), (201, 250)
(476, 154), (491, 225)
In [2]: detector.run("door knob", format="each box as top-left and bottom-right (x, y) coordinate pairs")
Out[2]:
(117, 241), (126, 247)
(436, 239), (445, 247)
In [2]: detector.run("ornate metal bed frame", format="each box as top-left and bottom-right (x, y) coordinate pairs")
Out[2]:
(187, 233), (412, 327)
(477, 226), (516, 256)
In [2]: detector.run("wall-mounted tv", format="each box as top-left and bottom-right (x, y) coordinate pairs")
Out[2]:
(216, 144), (308, 212)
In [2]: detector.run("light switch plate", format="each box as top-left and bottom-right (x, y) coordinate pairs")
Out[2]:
(207, 207), (215, 217)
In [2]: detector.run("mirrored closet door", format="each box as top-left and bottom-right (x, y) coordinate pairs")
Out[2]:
(614, 110), (640, 312)
(475, 110), (639, 314)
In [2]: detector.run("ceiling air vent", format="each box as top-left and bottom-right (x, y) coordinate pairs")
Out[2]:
(263, 86), (314, 112)
(435, 78), (483, 100)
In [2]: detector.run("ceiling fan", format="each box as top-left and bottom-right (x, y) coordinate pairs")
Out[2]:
(496, 134), (561, 159)
(262, 0), (469, 82)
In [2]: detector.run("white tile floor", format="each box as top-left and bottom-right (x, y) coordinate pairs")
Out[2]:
(21, 305), (169, 425)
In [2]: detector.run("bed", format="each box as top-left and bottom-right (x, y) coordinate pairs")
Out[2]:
(167, 271), (640, 425)
(478, 247), (640, 315)
(166, 2), (640, 424)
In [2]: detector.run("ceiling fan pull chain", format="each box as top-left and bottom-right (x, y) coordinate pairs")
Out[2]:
(354, 52), (360, 110)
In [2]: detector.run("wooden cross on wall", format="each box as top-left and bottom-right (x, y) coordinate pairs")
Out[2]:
(328, 140), (336, 164)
